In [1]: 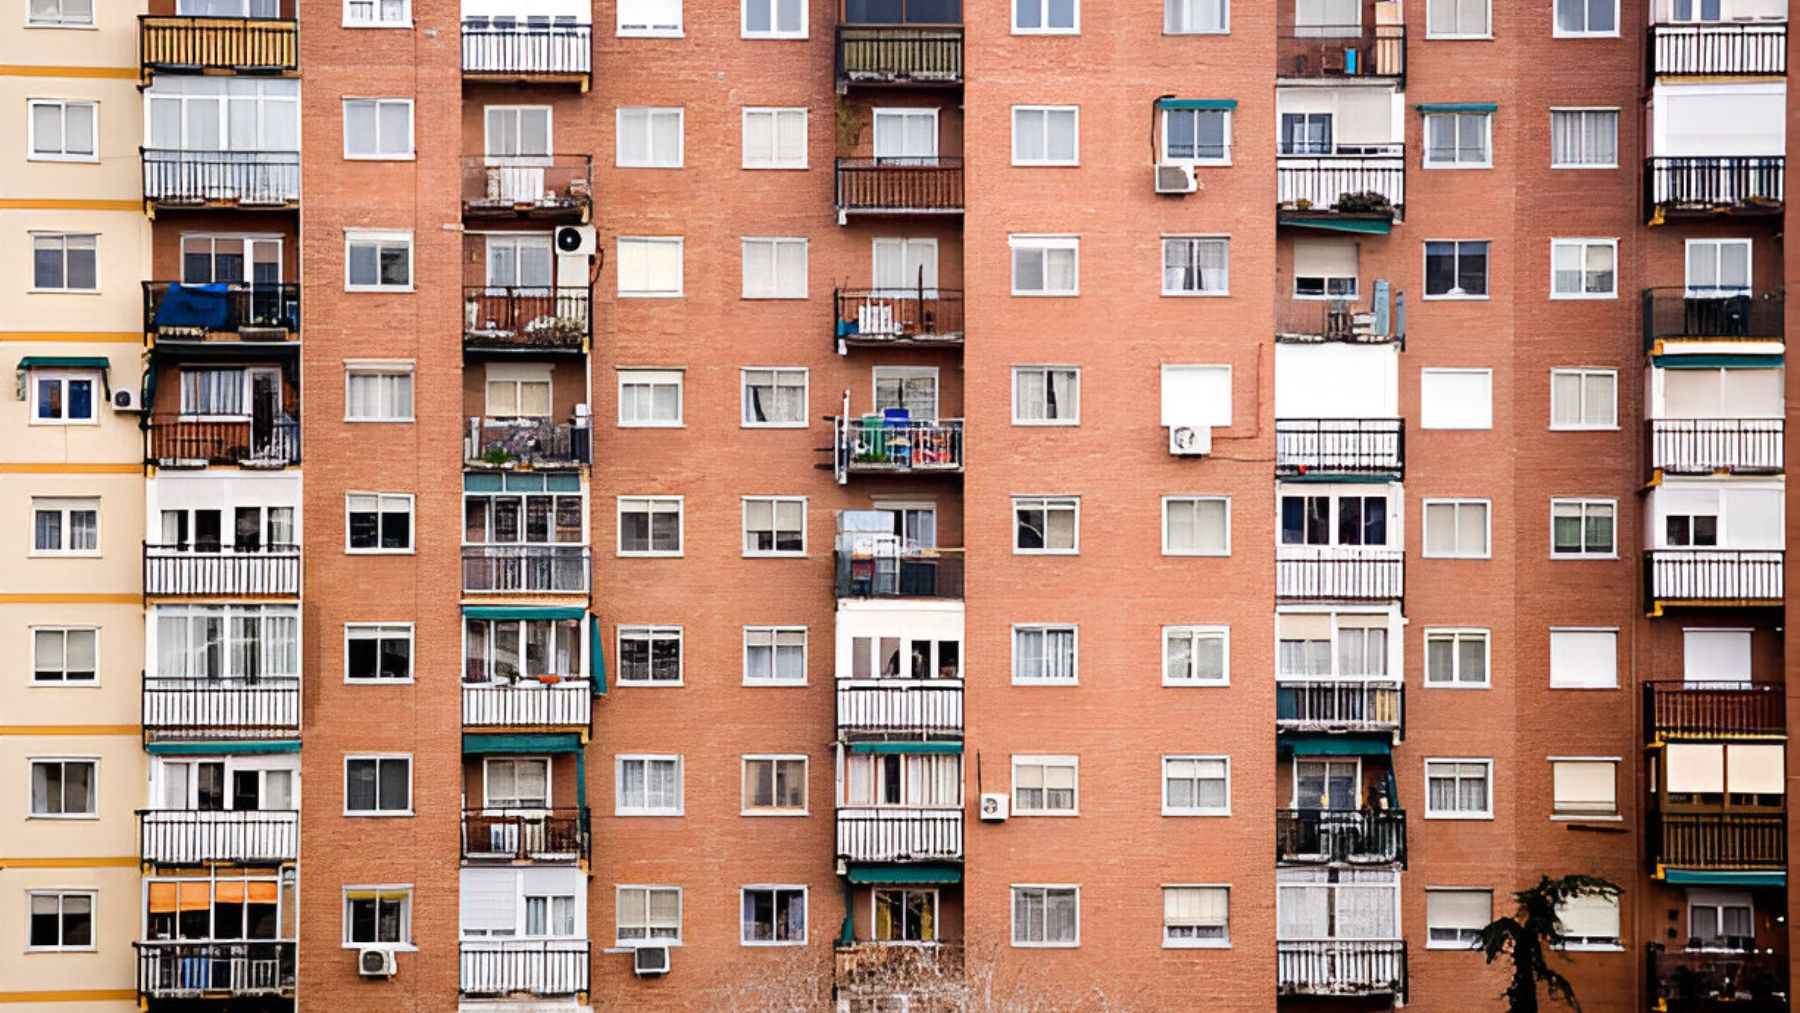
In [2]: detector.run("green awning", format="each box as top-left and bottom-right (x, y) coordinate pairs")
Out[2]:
(1157, 98), (1237, 111)
(1282, 473), (1397, 484)
(1278, 215), (1393, 235)
(1279, 734), (1392, 756)
(1417, 102), (1497, 114)
(146, 740), (301, 755)
(463, 732), (582, 755)
(1652, 354), (1784, 369)
(590, 613), (606, 696)
(848, 741), (963, 755)
(1664, 869), (1785, 887)
(462, 605), (587, 621)
(847, 862), (963, 885)
(18, 356), (111, 370)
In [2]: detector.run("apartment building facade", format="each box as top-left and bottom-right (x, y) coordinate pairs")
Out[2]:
(0, 0), (1791, 1011)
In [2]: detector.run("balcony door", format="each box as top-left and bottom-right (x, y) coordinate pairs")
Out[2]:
(485, 234), (554, 295)
(182, 235), (284, 326)
(1294, 0), (1360, 36)
(844, 753), (960, 807)
(872, 108), (939, 165)
(1277, 869), (1399, 941)
(247, 367), (286, 460)
(484, 106), (552, 204)
(1295, 759), (1359, 810)
(872, 366), (939, 419)
(871, 237), (939, 297)
(1281, 491), (1391, 549)
(484, 758), (551, 812)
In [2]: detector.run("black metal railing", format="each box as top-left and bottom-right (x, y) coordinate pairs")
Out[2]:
(466, 418), (590, 468)
(460, 157), (592, 218)
(1642, 288), (1785, 344)
(836, 158), (964, 214)
(836, 808), (963, 862)
(836, 418), (964, 476)
(144, 544), (300, 596)
(1277, 24), (1406, 81)
(1650, 945), (1790, 1013)
(1653, 811), (1786, 870)
(459, 940), (590, 997)
(139, 809), (298, 866)
(1276, 680), (1403, 734)
(1278, 151), (1404, 216)
(462, 545), (590, 594)
(1650, 22), (1786, 77)
(1276, 550), (1404, 600)
(463, 286), (591, 345)
(835, 550), (964, 599)
(1276, 294), (1404, 343)
(142, 676), (300, 740)
(836, 25), (963, 85)
(837, 681), (964, 740)
(1651, 419), (1784, 474)
(147, 418), (298, 467)
(1647, 550), (1784, 604)
(462, 679), (592, 728)
(140, 15), (298, 76)
(137, 941), (296, 999)
(145, 281), (299, 338)
(461, 807), (589, 863)
(461, 18), (592, 77)
(1275, 419), (1403, 476)
(1644, 681), (1786, 741)
(835, 288), (964, 347)
(143, 149), (299, 206)
(1277, 939), (1407, 997)
(1647, 156), (1785, 211)
(1277, 809), (1406, 866)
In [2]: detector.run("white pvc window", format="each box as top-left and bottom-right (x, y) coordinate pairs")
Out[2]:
(1551, 499), (1615, 557)
(1165, 0), (1228, 33)
(1010, 236), (1079, 296)
(617, 237), (684, 297)
(1423, 113), (1491, 167)
(32, 498), (98, 555)
(618, 370), (683, 427)
(1422, 499), (1491, 558)
(31, 233), (97, 291)
(616, 886), (681, 944)
(742, 108), (807, 169)
(28, 0), (93, 26)
(1012, 106), (1079, 166)
(743, 496), (806, 556)
(618, 497), (682, 556)
(1163, 756), (1229, 815)
(1012, 756), (1077, 815)
(616, 756), (682, 814)
(1554, 0), (1616, 36)
(28, 100), (97, 161)
(1013, 496), (1078, 553)
(618, 0), (682, 36)
(743, 627), (806, 685)
(1012, 886), (1079, 946)
(1164, 626), (1228, 686)
(742, 0), (805, 38)
(1550, 109), (1618, 168)
(1163, 886), (1230, 947)
(1424, 759), (1492, 819)
(1013, 626), (1077, 683)
(1549, 369), (1616, 429)
(742, 368), (807, 427)
(1550, 239), (1617, 299)
(344, 231), (412, 291)
(1162, 237), (1230, 295)
(1012, 367), (1079, 425)
(1424, 629), (1489, 688)
(1426, 889), (1491, 948)
(1551, 758), (1618, 817)
(616, 108), (683, 168)
(344, 0), (408, 26)
(1013, 0), (1078, 32)
(741, 237), (808, 299)
(1163, 497), (1230, 556)
(1426, 0), (1489, 36)
(32, 627), (97, 684)
(343, 99), (413, 159)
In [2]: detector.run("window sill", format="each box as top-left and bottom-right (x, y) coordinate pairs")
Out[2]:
(740, 939), (809, 948)
(614, 810), (685, 817)
(617, 29), (686, 38)
(345, 549), (416, 556)
(1013, 548), (1080, 556)
(1551, 164), (1619, 170)
(615, 681), (685, 689)
(744, 553), (809, 560)
(1548, 683), (1620, 691)
(740, 809), (809, 818)
(1012, 810), (1080, 818)
(28, 552), (102, 559)
(340, 942), (419, 951)
(1551, 813), (1623, 822)
(343, 810), (415, 818)
(608, 942), (685, 952)
(617, 292), (686, 299)
(1552, 31), (1621, 39)
(1163, 679), (1231, 688)
(1011, 291), (1081, 298)
(1550, 294), (1620, 301)
(28, 155), (100, 164)
(1424, 33), (1494, 40)
(741, 32), (809, 41)
(741, 422), (809, 430)
(1011, 679), (1080, 687)
(1162, 290), (1231, 298)
(345, 286), (415, 294)
(1419, 294), (1491, 302)
(27, 289), (101, 296)
(1163, 29), (1231, 35)
(742, 163), (809, 171)
(1011, 940), (1080, 948)
(24, 21), (98, 29)
(27, 813), (98, 820)
(1164, 939), (1231, 949)
(743, 679), (808, 688)
(1548, 424), (1620, 432)
(28, 419), (99, 427)
(1549, 553), (1620, 561)
(615, 162), (686, 170)
(1011, 28), (1080, 36)
(1423, 682), (1492, 690)
(1422, 163), (1494, 171)
(1163, 550), (1231, 558)
(1013, 160), (1081, 169)
(1558, 943), (1625, 952)
(617, 421), (686, 429)
(617, 551), (685, 559)
(343, 20), (414, 29)
(345, 678), (417, 686)
(1162, 809), (1231, 817)
(345, 154), (417, 162)
(30, 680), (101, 688)
(1425, 940), (1484, 950)
(1423, 812), (1495, 821)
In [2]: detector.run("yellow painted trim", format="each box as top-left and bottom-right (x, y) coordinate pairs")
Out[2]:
(0, 856), (138, 869)
(0, 65), (137, 80)
(0, 332), (141, 343)
(0, 463), (142, 474)
(0, 725), (139, 736)
(0, 199), (142, 212)
(0, 593), (139, 604)
(0, 989), (139, 1004)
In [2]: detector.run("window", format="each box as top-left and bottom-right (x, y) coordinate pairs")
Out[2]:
(616, 756), (683, 815)
(1163, 497), (1230, 556)
(27, 892), (93, 951)
(1556, 895), (1621, 950)
(874, 889), (938, 943)
(1163, 886), (1229, 947)
(1423, 112), (1491, 168)
(1280, 111), (1334, 156)
(31, 233), (97, 291)
(1012, 367), (1079, 424)
(741, 237), (808, 299)
(30, 370), (97, 424)
(1551, 758), (1618, 818)
(741, 886), (806, 945)
(345, 624), (412, 682)
(744, 627), (806, 685)
(742, 368), (807, 427)
(344, 756), (410, 814)
(32, 627), (97, 685)
(152, 605), (298, 682)
(1013, 496), (1078, 553)
(483, 363), (551, 419)
(742, 756), (807, 814)
(872, 366), (939, 418)
(618, 497), (682, 555)
(1012, 106), (1079, 166)
(1422, 499), (1491, 558)
(1292, 237), (1358, 298)
(1550, 110), (1618, 168)
(1554, 0), (1616, 36)
(742, 107), (807, 169)
(523, 894), (577, 938)
(1165, 0), (1227, 33)
(1686, 238), (1752, 295)
(872, 107), (939, 163)
(1426, 0), (1488, 36)
(344, 363), (414, 422)
(618, 0), (681, 35)
(27, 0), (91, 25)
(1423, 240), (1489, 298)
(1551, 499), (1615, 557)
(1012, 756), (1078, 815)
(1012, 886), (1079, 946)
(1013, 0), (1078, 31)
(31, 498), (98, 555)
(618, 370), (683, 427)
(346, 493), (413, 552)
(1013, 625), (1077, 683)
(844, 752), (960, 809)
(616, 886), (681, 945)
(343, 889), (411, 945)
(743, 497), (806, 556)
(1164, 626), (1228, 686)
(1162, 364), (1233, 428)
(1550, 369), (1616, 429)
(1549, 628), (1617, 689)
(617, 237), (684, 297)
(486, 758), (550, 809)
(1279, 492), (1390, 548)
(1551, 239), (1617, 299)
(344, 231), (412, 291)
(343, 99), (413, 159)
(1426, 889), (1491, 949)
(1424, 759), (1492, 819)
(344, 0), (409, 26)
(1688, 891), (1753, 951)
(618, 626), (682, 685)
(1162, 237), (1230, 295)
(743, 0), (804, 37)
(1163, 756), (1230, 815)
(28, 100), (96, 161)
(483, 105), (551, 161)
(29, 759), (96, 816)
(616, 107), (683, 168)
(1424, 629), (1489, 688)
(1163, 108), (1231, 163)
(1010, 236), (1079, 296)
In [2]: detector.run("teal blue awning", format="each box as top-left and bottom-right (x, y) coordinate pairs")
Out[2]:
(1278, 215), (1393, 235)
(847, 862), (963, 884)
(1417, 102), (1497, 114)
(590, 613), (606, 696)
(1157, 98), (1237, 111)
(1652, 354), (1784, 369)
(848, 741), (963, 754)
(463, 732), (582, 755)
(1282, 473), (1397, 484)
(462, 605), (587, 621)
(19, 356), (111, 370)
(1279, 734), (1392, 756)
(1664, 869), (1785, 887)
(146, 740), (301, 755)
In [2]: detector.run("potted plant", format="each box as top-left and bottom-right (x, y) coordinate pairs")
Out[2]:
(1332, 190), (1394, 214)
(536, 673), (562, 685)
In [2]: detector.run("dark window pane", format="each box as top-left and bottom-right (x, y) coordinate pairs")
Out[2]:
(347, 760), (377, 810)
(378, 759), (409, 810)
(348, 638), (378, 679)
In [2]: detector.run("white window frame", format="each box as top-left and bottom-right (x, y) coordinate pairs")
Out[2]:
(1011, 105), (1080, 167)
(27, 0), (93, 27)
(616, 496), (684, 557)
(342, 754), (413, 816)
(1556, 894), (1623, 951)
(343, 623), (414, 684)
(1009, 235), (1080, 297)
(740, 367), (809, 428)
(616, 625), (684, 687)
(1011, 366), (1080, 426)
(742, 496), (807, 558)
(739, 885), (808, 946)
(1553, 0), (1618, 37)
(29, 232), (98, 293)
(1422, 112), (1493, 169)
(614, 107), (685, 169)
(30, 497), (99, 557)
(1422, 239), (1490, 300)
(1162, 755), (1231, 816)
(1549, 627), (1619, 689)
(27, 757), (98, 818)
(1550, 498), (1617, 559)
(1550, 238), (1618, 300)
(616, 237), (685, 298)
(1163, 625), (1230, 687)
(27, 99), (98, 162)
(1424, 758), (1494, 820)
(1010, 885), (1080, 947)
(740, 236), (808, 300)
(341, 98), (414, 160)
(343, 230), (413, 292)
(740, 754), (808, 816)
(1422, 498), (1492, 559)
(30, 626), (99, 686)
(340, 886), (414, 948)
(25, 890), (96, 952)
(1012, 0), (1080, 34)
(344, 0), (411, 28)
(1549, 368), (1617, 431)
(742, 626), (807, 686)
(1161, 885), (1231, 948)
(29, 369), (99, 425)
(617, 369), (684, 428)
(1424, 0), (1491, 38)
(617, 0), (683, 37)
(1012, 495), (1080, 554)
(1011, 755), (1079, 816)
(1162, 496), (1231, 557)
(741, 107), (808, 170)
(1549, 755), (1621, 820)
(1164, 0), (1230, 35)
(615, 755), (684, 816)
(615, 885), (682, 947)
(1011, 624), (1079, 685)
(344, 492), (414, 554)
(1550, 108), (1620, 169)
(1425, 888), (1492, 949)
(1160, 107), (1233, 166)
(1161, 236), (1231, 296)
(1423, 628), (1490, 689)
(741, 0), (806, 39)
(343, 361), (415, 422)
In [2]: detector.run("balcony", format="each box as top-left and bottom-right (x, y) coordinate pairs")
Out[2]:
(1277, 680), (1403, 735)
(834, 417), (964, 481)
(1650, 21), (1786, 77)
(462, 545), (590, 595)
(835, 549), (964, 600)
(836, 943), (965, 996)
(836, 25), (963, 87)
(143, 149), (299, 209)
(1276, 293), (1404, 344)
(137, 941), (295, 1000)
(1642, 288), (1785, 346)
(1277, 25), (1406, 81)
(139, 809), (298, 866)
(1654, 811), (1786, 871)
(461, 808), (589, 864)
(1645, 682), (1786, 742)
(835, 288), (964, 351)
(464, 286), (591, 350)
(1651, 947), (1790, 1013)
(143, 677), (300, 741)
(837, 680), (964, 741)
(462, 679), (592, 729)
(1647, 550), (1784, 607)
(837, 808), (964, 863)
(147, 418), (299, 469)
(461, 16), (592, 87)
(461, 157), (592, 221)
(836, 159), (964, 218)
(1652, 419), (1784, 475)
(144, 281), (299, 342)
(459, 940), (589, 998)
(1276, 809), (1406, 867)
(1278, 150), (1404, 221)
(1647, 156), (1785, 217)
(466, 418), (590, 469)
(1275, 419), (1403, 477)
(144, 545), (300, 597)
(1277, 548), (1404, 600)
(139, 15), (298, 79)
(1277, 939), (1407, 998)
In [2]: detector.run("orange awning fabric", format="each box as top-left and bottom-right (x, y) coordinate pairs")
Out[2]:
(150, 880), (278, 911)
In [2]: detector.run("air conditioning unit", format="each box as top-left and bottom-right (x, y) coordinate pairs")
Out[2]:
(978, 792), (1009, 822)
(555, 224), (597, 257)
(357, 947), (396, 978)
(1169, 425), (1212, 456)
(632, 944), (671, 977)
(1155, 163), (1197, 195)
(111, 388), (142, 412)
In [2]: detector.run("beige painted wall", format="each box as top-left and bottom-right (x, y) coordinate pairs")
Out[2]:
(0, 736), (145, 857)
(1, 211), (152, 334)
(0, 865), (143, 994)
(2, 345), (147, 466)
(1, 603), (143, 727)
(2, 6), (142, 68)
(0, 473), (144, 595)
(2, 78), (144, 203)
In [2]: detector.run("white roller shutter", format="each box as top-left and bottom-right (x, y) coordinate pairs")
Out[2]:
(1681, 629), (1752, 682)
(1161, 365), (1232, 428)
(1666, 743), (1725, 793)
(1726, 744), (1784, 795)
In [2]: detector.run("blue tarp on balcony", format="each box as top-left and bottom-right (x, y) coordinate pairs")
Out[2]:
(153, 283), (233, 330)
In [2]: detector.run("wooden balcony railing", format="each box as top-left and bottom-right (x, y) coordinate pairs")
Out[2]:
(1647, 550), (1784, 605)
(460, 157), (592, 219)
(1650, 946), (1790, 1013)
(139, 16), (298, 77)
(1277, 939), (1407, 997)
(837, 680), (964, 740)
(1644, 681), (1785, 741)
(461, 679), (592, 729)
(1276, 680), (1403, 735)
(1277, 24), (1405, 81)
(837, 808), (964, 863)
(461, 545), (590, 594)
(1278, 151), (1404, 217)
(466, 418), (590, 468)
(1650, 22), (1786, 77)
(835, 287), (964, 349)
(1642, 288), (1784, 345)
(139, 809), (298, 866)
(1651, 419), (1784, 474)
(836, 158), (964, 215)
(1276, 809), (1406, 867)
(1654, 811), (1786, 870)
(459, 940), (589, 997)
(1277, 549), (1404, 600)
(137, 941), (295, 999)
(143, 149), (299, 207)
(148, 417), (299, 467)
(462, 17), (592, 79)
(144, 545), (300, 597)
(461, 807), (589, 863)
(1647, 156), (1785, 214)
(143, 677), (300, 741)
(463, 286), (591, 347)
(835, 550), (963, 600)
(835, 417), (964, 479)
(836, 25), (963, 85)
(1275, 418), (1403, 476)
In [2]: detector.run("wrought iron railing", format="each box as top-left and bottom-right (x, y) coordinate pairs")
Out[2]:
(139, 809), (298, 866)
(1649, 22), (1786, 76)
(834, 288), (964, 347)
(1277, 809), (1406, 866)
(1276, 680), (1403, 734)
(460, 157), (592, 217)
(1276, 549), (1404, 600)
(143, 149), (300, 206)
(836, 158), (964, 213)
(1277, 939), (1407, 997)
(461, 807), (589, 863)
(465, 418), (590, 467)
(462, 679), (592, 728)
(1276, 294), (1404, 343)
(461, 18), (592, 76)
(1653, 811), (1786, 870)
(1642, 288), (1784, 344)
(1644, 681), (1785, 741)
(1275, 419), (1403, 476)
(836, 25), (963, 85)
(1278, 151), (1404, 215)
(137, 941), (296, 999)
(463, 286), (591, 345)
(142, 676), (300, 740)
(835, 550), (964, 599)
(835, 418), (964, 476)
(459, 940), (590, 997)
(836, 807), (963, 862)
(148, 418), (299, 467)
(1651, 419), (1783, 474)
(139, 15), (298, 76)
(1647, 550), (1783, 603)
(837, 681), (963, 740)
(462, 545), (590, 594)
(1277, 24), (1405, 80)
(1647, 156), (1785, 211)
(145, 281), (299, 338)
(144, 544), (300, 596)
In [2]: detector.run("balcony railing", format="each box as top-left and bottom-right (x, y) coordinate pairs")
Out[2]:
(1651, 946), (1790, 1013)
(462, 17), (592, 79)
(837, 680), (964, 740)
(1276, 419), (1403, 476)
(835, 549), (964, 600)
(462, 545), (590, 594)
(1647, 156), (1785, 213)
(139, 809), (298, 866)
(1277, 809), (1406, 866)
(461, 157), (592, 219)
(1650, 22), (1786, 77)
(836, 25), (964, 85)
(1277, 680), (1403, 735)
(1277, 24), (1406, 80)
(144, 545), (300, 597)
(1654, 811), (1786, 870)
(1278, 151), (1404, 217)
(143, 677), (300, 740)
(836, 158), (964, 215)
(1277, 549), (1404, 600)
(835, 417), (964, 479)
(1278, 939), (1407, 997)
(145, 282), (299, 340)
(835, 288), (964, 349)
(1647, 550), (1784, 604)
(1276, 293), (1404, 344)
(837, 808), (964, 863)
(1644, 681), (1785, 741)
(139, 16), (299, 77)
(143, 149), (299, 207)
(462, 679), (592, 728)
(137, 941), (296, 999)
(836, 942), (965, 993)
(1652, 419), (1784, 474)
(464, 286), (591, 347)
(148, 418), (298, 468)
(459, 940), (590, 998)
(466, 418), (590, 468)
(1642, 288), (1785, 345)
(461, 807), (589, 863)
